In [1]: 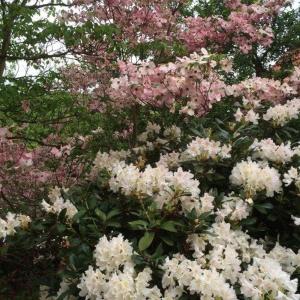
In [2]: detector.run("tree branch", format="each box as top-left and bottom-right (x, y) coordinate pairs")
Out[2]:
(2, 51), (70, 61)
(26, 2), (75, 9)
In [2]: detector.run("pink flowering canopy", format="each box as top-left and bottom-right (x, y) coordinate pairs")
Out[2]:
(62, 0), (298, 114)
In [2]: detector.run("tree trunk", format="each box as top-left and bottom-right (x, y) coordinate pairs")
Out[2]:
(0, 24), (12, 77)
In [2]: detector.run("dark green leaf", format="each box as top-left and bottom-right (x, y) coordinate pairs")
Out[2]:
(138, 232), (155, 251)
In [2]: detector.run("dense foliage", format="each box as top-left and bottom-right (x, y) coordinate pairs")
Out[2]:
(0, 0), (300, 299)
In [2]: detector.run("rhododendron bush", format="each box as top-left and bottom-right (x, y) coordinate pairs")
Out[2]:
(0, 0), (300, 299)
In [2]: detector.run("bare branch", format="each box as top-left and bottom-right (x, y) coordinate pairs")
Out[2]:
(26, 2), (75, 9)
(2, 50), (70, 61)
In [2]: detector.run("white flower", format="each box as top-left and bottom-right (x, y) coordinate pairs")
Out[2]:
(109, 162), (141, 196)
(163, 125), (181, 141)
(220, 58), (233, 73)
(136, 164), (172, 197)
(263, 98), (300, 126)
(242, 98), (262, 109)
(199, 193), (215, 213)
(41, 187), (77, 221)
(239, 257), (298, 299)
(208, 245), (241, 283)
(0, 213), (31, 240)
(105, 271), (135, 299)
(230, 159), (282, 197)
(78, 266), (106, 299)
(291, 215), (300, 226)
(134, 268), (162, 300)
(268, 243), (300, 274)
(216, 196), (250, 222)
(250, 138), (294, 164)
(156, 152), (180, 169)
(78, 234), (161, 300)
(234, 108), (243, 122)
(161, 255), (237, 300)
(91, 149), (129, 176)
(145, 122), (161, 134)
(182, 137), (231, 161)
(55, 279), (77, 300)
(155, 167), (201, 213)
(245, 198), (253, 205)
(283, 167), (299, 187)
(244, 109), (259, 124)
(109, 162), (200, 214)
(94, 234), (133, 273)
(91, 127), (104, 134)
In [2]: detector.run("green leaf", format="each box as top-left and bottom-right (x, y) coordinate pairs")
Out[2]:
(88, 197), (97, 209)
(106, 221), (121, 228)
(57, 291), (71, 300)
(160, 221), (178, 232)
(241, 217), (257, 226)
(95, 208), (106, 222)
(107, 209), (121, 220)
(138, 232), (155, 251)
(258, 203), (274, 209)
(215, 118), (224, 125)
(69, 254), (77, 270)
(233, 136), (252, 149)
(58, 208), (67, 221)
(128, 220), (149, 230)
(151, 243), (164, 259)
(254, 203), (274, 214)
(160, 235), (174, 246)
(57, 224), (66, 233)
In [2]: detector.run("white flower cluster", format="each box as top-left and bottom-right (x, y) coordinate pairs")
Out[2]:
(250, 138), (294, 164)
(137, 122), (161, 143)
(199, 192), (215, 213)
(109, 162), (201, 213)
(230, 159), (282, 197)
(41, 186), (78, 221)
(40, 279), (77, 300)
(162, 254), (237, 300)
(234, 108), (259, 124)
(185, 222), (300, 300)
(163, 125), (181, 142)
(91, 149), (129, 176)
(78, 234), (162, 300)
(156, 151), (180, 169)
(94, 234), (133, 273)
(292, 215), (300, 226)
(77, 225), (300, 300)
(0, 212), (31, 239)
(216, 195), (251, 222)
(263, 98), (300, 126)
(283, 167), (300, 190)
(182, 137), (232, 161)
(135, 123), (182, 154)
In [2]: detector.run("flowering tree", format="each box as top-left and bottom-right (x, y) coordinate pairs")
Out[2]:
(0, 0), (300, 299)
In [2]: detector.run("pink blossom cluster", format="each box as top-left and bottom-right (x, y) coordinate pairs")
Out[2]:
(228, 76), (297, 103)
(61, 0), (295, 113)
(284, 67), (300, 95)
(109, 51), (298, 115)
(61, 0), (186, 110)
(63, 0), (183, 46)
(62, 65), (111, 113)
(0, 129), (83, 206)
(110, 51), (228, 116)
(181, 0), (289, 54)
